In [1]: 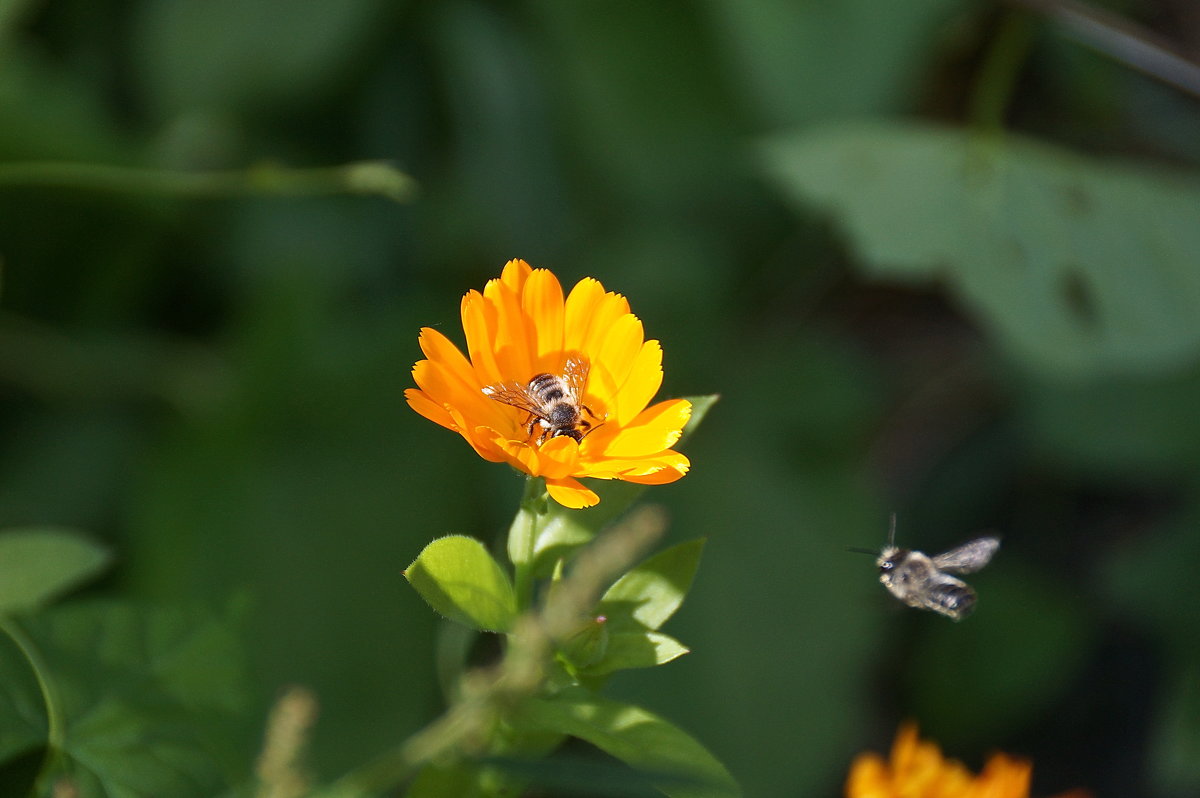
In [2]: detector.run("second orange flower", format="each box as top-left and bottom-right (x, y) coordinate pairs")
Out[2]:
(406, 259), (691, 508)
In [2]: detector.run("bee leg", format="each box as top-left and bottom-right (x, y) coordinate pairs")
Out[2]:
(524, 415), (541, 441)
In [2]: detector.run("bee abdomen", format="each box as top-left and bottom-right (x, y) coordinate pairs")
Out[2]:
(931, 585), (976, 618)
(529, 373), (566, 401)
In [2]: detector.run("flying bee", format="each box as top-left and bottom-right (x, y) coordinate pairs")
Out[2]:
(481, 355), (601, 444)
(864, 515), (1000, 621)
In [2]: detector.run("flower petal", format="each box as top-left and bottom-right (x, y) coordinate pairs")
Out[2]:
(564, 278), (630, 356)
(595, 451), (690, 483)
(461, 290), (503, 386)
(591, 312), (645, 411)
(413, 358), (508, 430)
(601, 399), (692, 458)
(545, 477), (599, 509)
(563, 278), (606, 353)
(485, 266), (536, 382)
(417, 327), (475, 388)
(479, 427), (542, 474)
(522, 269), (566, 370)
(580, 293), (635, 362)
(533, 435), (582, 479)
(499, 258), (533, 291)
(609, 339), (663, 427)
(404, 387), (455, 431)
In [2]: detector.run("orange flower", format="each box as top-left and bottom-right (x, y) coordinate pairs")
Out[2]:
(846, 724), (1089, 798)
(405, 259), (691, 509)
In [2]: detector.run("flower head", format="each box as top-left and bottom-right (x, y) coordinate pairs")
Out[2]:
(846, 724), (1089, 798)
(406, 259), (691, 508)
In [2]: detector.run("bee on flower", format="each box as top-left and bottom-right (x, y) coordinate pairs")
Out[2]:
(405, 259), (691, 509)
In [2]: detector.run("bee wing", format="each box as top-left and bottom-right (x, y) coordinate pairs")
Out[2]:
(561, 355), (591, 400)
(931, 536), (1000, 574)
(918, 574), (978, 620)
(481, 382), (545, 417)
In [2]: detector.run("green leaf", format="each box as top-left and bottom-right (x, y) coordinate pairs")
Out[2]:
(581, 630), (689, 676)
(405, 536), (517, 632)
(0, 528), (111, 615)
(509, 690), (740, 798)
(559, 616), (610, 670)
(763, 122), (1200, 378)
(0, 599), (252, 797)
(598, 539), (705, 632)
(681, 394), (718, 438)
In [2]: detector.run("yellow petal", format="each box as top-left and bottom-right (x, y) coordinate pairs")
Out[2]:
(563, 277), (606, 353)
(564, 278), (630, 355)
(413, 359), (505, 429)
(417, 327), (475, 387)
(522, 269), (566, 369)
(404, 387), (455, 431)
(591, 312), (644, 407)
(438, 408), (506, 462)
(546, 477), (600, 508)
(500, 258), (533, 290)
(609, 340), (663, 427)
(580, 293), (635, 362)
(485, 268), (536, 382)
(533, 435), (582, 479)
(601, 399), (692, 458)
(479, 427), (541, 475)
(608, 452), (690, 483)
(461, 290), (503, 386)
(844, 753), (889, 798)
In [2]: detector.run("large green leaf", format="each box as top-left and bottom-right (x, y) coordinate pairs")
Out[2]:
(763, 123), (1200, 378)
(405, 536), (517, 632)
(0, 600), (252, 797)
(580, 631), (689, 676)
(0, 529), (111, 615)
(598, 539), (705, 633)
(509, 690), (740, 798)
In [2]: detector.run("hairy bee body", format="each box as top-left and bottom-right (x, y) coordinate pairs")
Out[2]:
(874, 518), (999, 621)
(482, 356), (598, 444)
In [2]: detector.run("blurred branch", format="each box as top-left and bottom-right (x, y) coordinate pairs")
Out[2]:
(1008, 0), (1200, 98)
(320, 505), (667, 798)
(0, 313), (232, 414)
(255, 687), (319, 798)
(0, 160), (417, 202)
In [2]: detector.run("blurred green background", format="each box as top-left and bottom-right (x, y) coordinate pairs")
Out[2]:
(2, 0), (1200, 796)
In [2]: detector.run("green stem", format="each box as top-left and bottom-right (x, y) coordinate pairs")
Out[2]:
(0, 160), (417, 201)
(0, 616), (67, 788)
(509, 477), (546, 611)
(969, 10), (1036, 134)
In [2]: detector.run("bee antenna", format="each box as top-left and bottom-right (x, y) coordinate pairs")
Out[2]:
(888, 512), (897, 547)
(845, 546), (877, 556)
